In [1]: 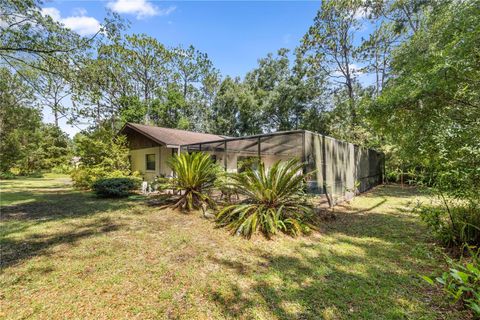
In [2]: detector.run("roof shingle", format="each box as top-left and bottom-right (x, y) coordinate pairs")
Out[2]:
(122, 123), (226, 146)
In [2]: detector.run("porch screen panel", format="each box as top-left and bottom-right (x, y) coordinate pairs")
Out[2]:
(224, 137), (260, 172)
(180, 130), (384, 201)
(259, 132), (303, 170)
(196, 141), (226, 167)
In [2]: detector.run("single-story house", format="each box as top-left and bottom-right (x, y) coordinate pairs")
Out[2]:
(120, 122), (385, 201)
(119, 123), (227, 181)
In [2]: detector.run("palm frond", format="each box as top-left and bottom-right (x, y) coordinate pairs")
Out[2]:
(216, 159), (314, 238)
(168, 152), (219, 211)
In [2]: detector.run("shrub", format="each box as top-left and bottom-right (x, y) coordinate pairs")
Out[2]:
(418, 200), (480, 247)
(168, 152), (219, 211)
(423, 246), (480, 316)
(70, 126), (131, 189)
(216, 159), (313, 239)
(150, 175), (170, 192)
(92, 177), (141, 198)
(0, 171), (16, 180)
(51, 164), (72, 174)
(71, 167), (130, 189)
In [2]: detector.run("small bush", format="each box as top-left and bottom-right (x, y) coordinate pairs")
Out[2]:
(168, 152), (219, 211)
(423, 246), (480, 316)
(51, 164), (72, 174)
(71, 167), (131, 189)
(418, 201), (480, 247)
(150, 175), (170, 192)
(92, 177), (141, 198)
(0, 171), (16, 180)
(216, 159), (314, 239)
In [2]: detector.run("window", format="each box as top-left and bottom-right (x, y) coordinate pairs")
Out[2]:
(146, 154), (156, 171)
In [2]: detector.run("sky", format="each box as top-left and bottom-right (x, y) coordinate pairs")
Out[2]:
(40, 0), (323, 136)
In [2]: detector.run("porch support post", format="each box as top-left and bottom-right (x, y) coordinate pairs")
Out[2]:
(223, 141), (227, 171)
(301, 132), (306, 174)
(257, 137), (261, 160)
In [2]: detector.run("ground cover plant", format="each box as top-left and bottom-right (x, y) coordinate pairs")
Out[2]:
(423, 246), (480, 316)
(216, 159), (313, 238)
(0, 175), (470, 319)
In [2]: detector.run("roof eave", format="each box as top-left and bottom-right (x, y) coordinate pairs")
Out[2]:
(119, 123), (167, 146)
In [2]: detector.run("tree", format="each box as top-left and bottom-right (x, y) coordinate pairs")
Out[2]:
(210, 76), (260, 136)
(302, 0), (364, 133)
(71, 125), (131, 188)
(151, 85), (189, 129)
(37, 124), (71, 169)
(0, 67), (42, 174)
(35, 70), (70, 127)
(367, 0), (480, 198)
(169, 45), (220, 131)
(243, 48), (328, 133)
(119, 34), (170, 122)
(1, 0), (84, 76)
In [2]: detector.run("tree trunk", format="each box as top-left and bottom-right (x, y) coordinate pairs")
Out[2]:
(53, 105), (59, 127)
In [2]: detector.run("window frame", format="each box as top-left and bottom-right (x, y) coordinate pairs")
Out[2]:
(145, 154), (156, 171)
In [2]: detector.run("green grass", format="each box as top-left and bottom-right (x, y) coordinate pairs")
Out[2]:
(0, 176), (468, 319)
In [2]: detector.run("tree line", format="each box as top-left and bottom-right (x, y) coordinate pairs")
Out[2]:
(1, 0), (479, 200)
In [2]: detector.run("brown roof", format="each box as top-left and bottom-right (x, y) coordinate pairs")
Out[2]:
(120, 123), (226, 147)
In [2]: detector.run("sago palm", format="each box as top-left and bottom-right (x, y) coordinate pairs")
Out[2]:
(216, 159), (313, 239)
(168, 152), (218, 211)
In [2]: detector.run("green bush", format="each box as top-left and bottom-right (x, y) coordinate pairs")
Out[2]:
(0, 171), (16, 180)
(423, 246), (480, 316)
(168, 152), (219, 211)
(71, 167), (130, 189)
(92, 177), (141, 198)
(148, 175), (169, 192)
(418, 201), (480, 247)
(51, 164), (72, 174)
(216, 159), (313, 239)
(70, 126), (131, 189)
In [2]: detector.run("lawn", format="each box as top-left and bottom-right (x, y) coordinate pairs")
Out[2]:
(0, 175), (466, 319)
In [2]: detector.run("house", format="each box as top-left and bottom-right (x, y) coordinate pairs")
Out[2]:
(120, 122), (385, 202)
(119, 123), (227, 180)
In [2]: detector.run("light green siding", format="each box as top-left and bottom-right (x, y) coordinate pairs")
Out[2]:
(129, 146), (176, 181)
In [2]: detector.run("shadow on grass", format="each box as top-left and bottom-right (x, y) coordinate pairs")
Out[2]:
(208, 192), (449, 319)
(1, 189), (132, 268)
(359, 184), (423, 199)
(209, 240), (420, 319)
(1, 217), (123, 268)
(1, 191), (130, 222)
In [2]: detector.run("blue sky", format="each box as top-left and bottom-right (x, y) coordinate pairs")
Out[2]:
(41, 1), (369, 135)
(43, 1), (320, 78)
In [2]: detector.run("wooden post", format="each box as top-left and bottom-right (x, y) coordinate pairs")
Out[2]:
(224, 141), (227, 171)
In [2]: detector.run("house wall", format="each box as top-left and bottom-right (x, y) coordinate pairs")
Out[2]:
(129, 146), (176, 181)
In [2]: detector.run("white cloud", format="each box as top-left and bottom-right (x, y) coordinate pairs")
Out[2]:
(42, 7), (61, 21)
(73, 8), (88, 16)
(353, 7), (372, 20)
(107, 0), (176, 19)
(332, 64), (365, 77)
(62, 16), (101, 36)
(42, 7), (100, 36)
